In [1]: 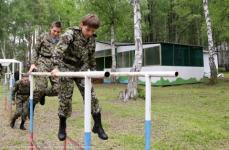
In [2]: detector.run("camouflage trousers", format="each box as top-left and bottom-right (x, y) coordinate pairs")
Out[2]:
(12, 95), (29, 121)
(34, 58), (59, 103)
(58, 65), (101, 118)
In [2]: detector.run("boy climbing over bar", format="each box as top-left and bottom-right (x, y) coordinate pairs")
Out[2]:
(10, 74), (30, 130)
(51, 14), (108, 141)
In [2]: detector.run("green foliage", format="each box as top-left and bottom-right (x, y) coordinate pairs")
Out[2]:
(0, 0), (228, 62)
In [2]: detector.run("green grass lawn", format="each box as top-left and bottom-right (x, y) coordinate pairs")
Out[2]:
(0, 74), (228, 149)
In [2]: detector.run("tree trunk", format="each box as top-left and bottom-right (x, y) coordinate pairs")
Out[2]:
(203, 0), (217, 84)
(27, 34), (33, 63)
(110, 24), (117, 82)
(120, 0), (143, 101)
(111, 24), (116, 72)
(1, 39), (6, 59)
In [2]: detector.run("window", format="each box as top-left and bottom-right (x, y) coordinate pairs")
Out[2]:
(96, 57), (104, 71)
(95, 49), (112, 70)
(161, 44), (174, 65)
(161, 43), (203, 67)
(190, 47), (203, 66)
(143, 46), (160, 66)
(95, 49), (111, 58)
(174, 45), (185, 66)
(117, 51), (135, 68)
(96, 56), (112, 71)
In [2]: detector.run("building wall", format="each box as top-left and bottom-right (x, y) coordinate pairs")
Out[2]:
(111, 66), (204, 85)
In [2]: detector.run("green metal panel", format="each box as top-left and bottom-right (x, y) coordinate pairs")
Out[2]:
(161, 43), (203, 67)
(95, 49), (111, 58)
(190, 47), (204, 67)
(144, 47), (160, 66)
(96, 57), (104, 71)
(161, 43), (174, 65)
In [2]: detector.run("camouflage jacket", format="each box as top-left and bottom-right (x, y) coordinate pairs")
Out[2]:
(12, 79), (30, 99)
(31, 32), (59, 65)
(53, 26), (96, 71)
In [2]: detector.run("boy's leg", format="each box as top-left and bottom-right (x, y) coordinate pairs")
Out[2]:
(58, 76), (74, 141)
(34, 63), (49, 105)
(45, 76), (59, 97)
(10, 96), (23, 128)
(74, 78), (108, 140)
(20, 98), (28, 130)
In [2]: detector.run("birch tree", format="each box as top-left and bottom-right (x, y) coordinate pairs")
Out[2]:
(121, 0), (143, 101)
(203, 0), (218, 84)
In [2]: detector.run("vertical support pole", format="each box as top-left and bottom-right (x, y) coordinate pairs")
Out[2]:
(4, 73), (7, 85)
(64, 139), (67, 150)
(9, 74), (13, 102)
(2, 79), (7, 110)
(145, 75), (152, 150)
(12, 62), (15, 78)
(19, 62), (23, 80)
(84, 76), (92, 150)
(9, 73), (14, 115)
(29, 74), (34, 150)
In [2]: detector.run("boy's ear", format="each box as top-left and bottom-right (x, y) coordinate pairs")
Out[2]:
(80, 22), (83, 28)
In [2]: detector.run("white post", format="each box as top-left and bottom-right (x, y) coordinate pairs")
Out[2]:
(29, 74), (34, 149)
(19, 62), (23, 80)
(84, 76), (92, 150)
(4, 73), (7, 85)
(12, 62), (15, 79)
(145, 74), (151, 150)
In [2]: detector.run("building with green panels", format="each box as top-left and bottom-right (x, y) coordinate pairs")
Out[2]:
(95, 42), (216, 85)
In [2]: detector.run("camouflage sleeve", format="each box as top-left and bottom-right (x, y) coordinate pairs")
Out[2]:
(88, 39), (97, 71)
(12, 81), (19, 100)
(31, 34), (43, 65)
(80, 38), (96, 71)
(53, 29), (74, 69)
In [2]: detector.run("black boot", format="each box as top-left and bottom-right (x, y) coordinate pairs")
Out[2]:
(20, 119), (26, 130)
(10, 116), (17, 128)
(92, 112), (108, 140)
(39, 94), (46, 105)
(58, 116), (67, 141)
(28, 102), (36, 120)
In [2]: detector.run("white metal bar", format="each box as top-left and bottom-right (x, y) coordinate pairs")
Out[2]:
(110, 71), (178, 77)
(145, 75), (152, 150)
(30, 71), (178, 78)
(12, 62), (15, 78)
(29, 74), (34, 132)
(29, 74), (34, 149)
(19, 62), (23, 80)
(31, 71), (110, 78)
(84, 76), (92, 150)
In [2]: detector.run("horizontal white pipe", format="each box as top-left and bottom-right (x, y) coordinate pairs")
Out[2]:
(30, 71), (178, 78)
(110, 71), (178, 77)
(31, 71), (110, 78)
(5, 73), (12, 75)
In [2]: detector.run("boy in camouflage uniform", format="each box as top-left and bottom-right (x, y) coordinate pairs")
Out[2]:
(28, 21), (62, 110)
(10, 74), (30, 130)
(52, 14), (108, 141)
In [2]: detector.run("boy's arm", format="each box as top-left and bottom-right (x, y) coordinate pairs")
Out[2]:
(53, 29), (74, 70)
(80, 38), (96, 71)
(12, 81), (19, 101)
(31, 34), (43, 65)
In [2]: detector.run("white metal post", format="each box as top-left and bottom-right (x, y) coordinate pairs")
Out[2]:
(12, 62), (15, 79)
(29, 74), (34, 149)
(145, 75), (152, 150)
(84, 76), (92, 150)
(19, 62), (23, 80)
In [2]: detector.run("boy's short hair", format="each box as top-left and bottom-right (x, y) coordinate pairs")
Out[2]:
(81, 14), (100, 29)
(51, 21), (62, 28)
